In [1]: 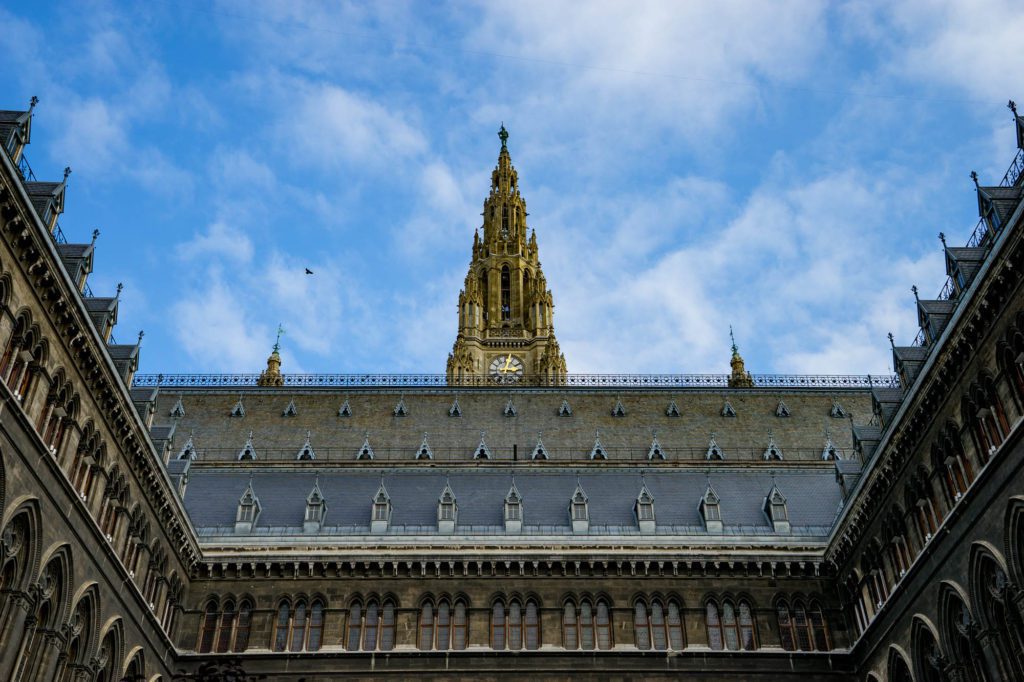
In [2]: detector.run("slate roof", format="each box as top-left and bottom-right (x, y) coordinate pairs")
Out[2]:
(84, 297), (118, 313)
(182, 467), (842, 537)
(0, 110), (29, 123)
(893, 346), (928, 364)
(918, 299), (955, 317)
(107, 344), (139, 361)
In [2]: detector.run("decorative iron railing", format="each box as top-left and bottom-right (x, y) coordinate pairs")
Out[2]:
(966, 217), (991, 248)
(133, 372), (898, 389)
(911, 328), (928, 348)
(936, 276), (956, 302)
(17, 153), (35, 182)
(51, 221), (68, 245)
(1000, 147), (1024, 188)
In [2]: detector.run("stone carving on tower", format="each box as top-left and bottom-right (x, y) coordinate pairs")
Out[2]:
(447, 126), (567, 385)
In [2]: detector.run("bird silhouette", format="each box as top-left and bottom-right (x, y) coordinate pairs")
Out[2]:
(305, 268), (314, 275)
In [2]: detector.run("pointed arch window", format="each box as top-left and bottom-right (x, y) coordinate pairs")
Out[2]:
(452, 600), (468, 650)
(419, 601), (434, 650)
(273, 602), (290, 652)
(525, 600), (540, 650)
(633, 598), (681, 651)
(491, 601), (506, 649)
(235, 600), (252, 652)
(308, 600), (324, 651)
(362, 600), (379, 651)
(562, 602), (578, 649)
(289, 600), (308, 651)
(199, 601), (218, 653)
(380, 601), (396, 651)
(216, 600), (236, 653)
(346, 601), (362, 650)
(346, 599), (394, 651)
(634, 601), (650, 650)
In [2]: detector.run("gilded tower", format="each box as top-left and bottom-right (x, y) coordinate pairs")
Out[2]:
(446, 126), (567, 384)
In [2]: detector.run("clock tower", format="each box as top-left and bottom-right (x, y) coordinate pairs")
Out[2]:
(446, 126), (567, 385)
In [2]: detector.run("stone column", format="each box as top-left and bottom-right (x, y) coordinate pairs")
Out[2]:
(0, 592), (33, 680)
(28, 628), (64, 682)
(977, 628), (1009, 681)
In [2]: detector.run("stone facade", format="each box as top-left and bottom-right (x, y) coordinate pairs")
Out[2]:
(1, 102), (1024, 681)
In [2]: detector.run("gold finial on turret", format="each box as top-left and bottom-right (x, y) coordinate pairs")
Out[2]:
(257, 324), (285, 387)
(728, 326), (754, 388)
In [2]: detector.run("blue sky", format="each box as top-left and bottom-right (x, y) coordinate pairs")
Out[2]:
(1, 0), (1022, 376)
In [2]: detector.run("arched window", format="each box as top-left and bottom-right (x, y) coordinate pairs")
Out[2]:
(502, 205), (509, 235)
(596, 600), (612, 650)
(525, 600), (540, 650)
(215, 600), (236, 653)
(707, 600), (724, 650)
(346, 601), (362, 651)
(363, 600), (379, 651)
(890, 650), (913, 682)
(380, 601), (396, 651)
(273, 602), (290, 652)
(978, 557), (1024, 678)
(793, 600), (811, 650)
(308, 600), (324, 652)
(808, 601), (830, 651)
(722, 600), (739, 650)
(95, 630), (117, 682)
(419, 600), (435, 650)
(580, 600), (594, 649)
(778, 600), (795, 651)
(289, 600), (308, 651)
(562, 602), (578, 649)
(235, 600), (252, 652)
(491, 601), (506, 649)
(634, 601), (650, 650)
(199, 601), (218, 653)
(508, 600), (522, 650)
(452, 600), (467, 650)
(500, 265), (511, 320)
(667, 600), (684, 650)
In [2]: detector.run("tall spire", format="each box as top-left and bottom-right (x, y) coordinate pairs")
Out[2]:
(446, 127), (567, 385)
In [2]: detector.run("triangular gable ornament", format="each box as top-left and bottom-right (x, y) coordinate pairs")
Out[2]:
(666, 400), (680, 417)
(611, 398), (626, 417)
(648, 433), (665, 460)
(776, 399), (791, 418)
(416, 432), (434, 460)
(706, 432), (724, 460)
(762, 430), (783, 461)
(297, 431), (315, 460)
(177, 431), (197, 461)
(721, 398), (737, 418)
(338, 399), (352, 417)
(531, 432), (548, 460)
(589, 431), (607, 460)
(393, 395), (408, 417)
(282, 398), (298, 417)
(448, 396), (462, 417)
(356, 433), (375, 460)
(474, 431), (492, 459)
(169, 396), (185, 418)
(230, 396), (245, 418)
(830, 398), (847, 418)
(822, 430), (841, 461)
(238, 430), (257, 460)
(504, 396), (517, 417)
(558, 399), (573, 417)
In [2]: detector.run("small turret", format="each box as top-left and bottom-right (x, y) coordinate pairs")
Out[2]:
(727, 326), (754, 388)
(257, 325), (285, 387)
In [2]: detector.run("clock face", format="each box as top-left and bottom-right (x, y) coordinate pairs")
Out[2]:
(489, 354), (524, 383)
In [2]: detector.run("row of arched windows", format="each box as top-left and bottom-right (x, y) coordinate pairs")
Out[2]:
(706, 598), (756, 651)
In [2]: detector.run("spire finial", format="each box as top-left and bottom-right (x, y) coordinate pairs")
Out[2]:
(28, 95), (38, 111)
(911, 285), (919, 301)
(971, 170), (979, 188)
(498, 123), (508, 149)
(115, 282), (123, 299)
(888, 332), (895, 350)
(91, 228), (100, 245)
(137, 329), (144, 345)
(938, 231), (946, 247)
(1010, 100), (1018, 117)
(730, 325), (738, 355)
(273, 323), (285, 353)
(63, 166), (71, 181)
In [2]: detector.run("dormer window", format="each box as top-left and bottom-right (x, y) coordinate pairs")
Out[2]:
(438, 483), (457, 533)
(635, 485), (655, 534)
(700, 485), (723, 533)
(570, 483), (589, 533)
(764, 485), (790, 533)
(177, 433), (197, 461)
(531, 433), (548, 460)
(589, 432), (606, 460)
(505, 481), (523, 533)
(822, 433), (840, 461)
(304, 478), (327, 533)
(371, 482), (391, 534)
(235, 481), (261, 533)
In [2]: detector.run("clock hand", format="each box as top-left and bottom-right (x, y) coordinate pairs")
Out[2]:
(501, 355), (513, 373)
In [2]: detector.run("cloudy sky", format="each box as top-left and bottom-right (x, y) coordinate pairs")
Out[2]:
(1, 1), (1022, 377)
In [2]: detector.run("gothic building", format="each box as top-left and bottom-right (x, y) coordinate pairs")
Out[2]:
(1, 99), (1024, 681)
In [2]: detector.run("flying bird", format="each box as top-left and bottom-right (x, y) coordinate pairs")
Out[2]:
(305, 268), (314, 275)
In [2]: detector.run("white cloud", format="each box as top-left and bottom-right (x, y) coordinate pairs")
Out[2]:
(176, 221), (254, 263)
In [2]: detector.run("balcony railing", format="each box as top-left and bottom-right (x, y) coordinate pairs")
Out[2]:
(133, 372), (898, 389)
(17, 153), (35, 182)
(1000, 147), (1024, 188)
(966, 217), (990, 248)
